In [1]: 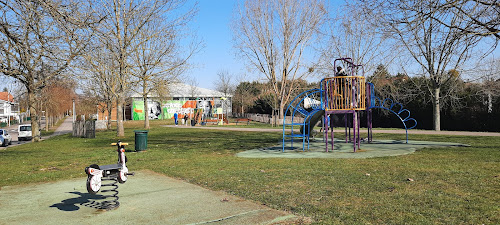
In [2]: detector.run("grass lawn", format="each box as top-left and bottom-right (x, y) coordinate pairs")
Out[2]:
(0, 120), (498, 224)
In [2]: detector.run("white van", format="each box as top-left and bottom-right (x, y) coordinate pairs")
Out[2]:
(18, 124), (32, 141)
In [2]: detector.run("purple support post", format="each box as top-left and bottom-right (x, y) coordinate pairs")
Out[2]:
(330, 114), (334, 150)
(345, 113), (348, 143)
(324, 112), (329, 152)
(357, 112), (361, 149)
(368, 109), (372, 142)
(353, 111), (357, 152)
(366, 84), (372, 143)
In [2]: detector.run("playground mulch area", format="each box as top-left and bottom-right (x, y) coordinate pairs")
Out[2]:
(0, 170), (297, 225)
(237, 138), (469, 159)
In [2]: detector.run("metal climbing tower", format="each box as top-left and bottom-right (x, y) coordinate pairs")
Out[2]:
(283, 57), (418, 153)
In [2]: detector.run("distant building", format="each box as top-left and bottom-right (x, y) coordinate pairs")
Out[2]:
(0, 92), (14, 102)
(130, 83), (232, 120)
(0, 92), (20, 124)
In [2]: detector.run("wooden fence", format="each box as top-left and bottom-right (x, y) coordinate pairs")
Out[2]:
(72, 120), (96, 138)
(237, 113), (305, 125)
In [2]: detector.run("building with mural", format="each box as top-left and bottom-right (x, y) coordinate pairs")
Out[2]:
(130, 83), (232, 121)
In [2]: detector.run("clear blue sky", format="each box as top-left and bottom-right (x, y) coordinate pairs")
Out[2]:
(185, 0), (339, 90)
(185, 0), (244, 90)
(185, 0), (499, 90)
(0, 0), (498, 93)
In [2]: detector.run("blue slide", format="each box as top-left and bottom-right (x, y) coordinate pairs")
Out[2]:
(300, 110), (324, 136)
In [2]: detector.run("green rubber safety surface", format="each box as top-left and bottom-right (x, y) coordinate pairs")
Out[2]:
(0, 170), (297, 224)
(236, 138), (469, 159)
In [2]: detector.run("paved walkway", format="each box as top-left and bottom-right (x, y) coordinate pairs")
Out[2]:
(164, 125), (500, 137)
(48, 117), (73, 137)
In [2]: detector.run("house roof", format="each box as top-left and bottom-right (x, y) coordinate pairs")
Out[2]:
(131, 83), (231, 98)
(0, 92), (14, 102)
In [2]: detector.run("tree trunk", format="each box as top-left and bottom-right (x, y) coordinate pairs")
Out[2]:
(487, 92), (492, 113)
(28, 90), (41, 142)
(107, 101), (112, 130)
(45, 113), (49, 132)
(279, 101), (285, 119)
(143, 94), (150, 129)
(433, 87), (441, 131)
(143, 80), (149, 129)
(116, 96), (125, 137)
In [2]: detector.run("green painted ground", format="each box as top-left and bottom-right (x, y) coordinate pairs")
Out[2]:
(237, 138), (469, 158)
(0, 170), (296, 225)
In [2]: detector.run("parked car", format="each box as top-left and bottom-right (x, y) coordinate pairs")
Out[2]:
(0, 129), (12, 147)
(18, 124), (32, 141)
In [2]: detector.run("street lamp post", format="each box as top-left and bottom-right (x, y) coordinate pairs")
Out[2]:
(220, 97), (227, 125)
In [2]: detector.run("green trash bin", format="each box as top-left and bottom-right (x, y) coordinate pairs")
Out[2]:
(134, 130), (149, 151)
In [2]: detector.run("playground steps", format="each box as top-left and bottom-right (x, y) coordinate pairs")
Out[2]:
(282, 89), (323, 152)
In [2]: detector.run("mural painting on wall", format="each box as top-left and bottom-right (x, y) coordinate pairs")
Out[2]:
(132, 99), (199, 120)
(149, 101), (162, 119)
(164, 100), (197, 119)
(197, 100), (213, 120)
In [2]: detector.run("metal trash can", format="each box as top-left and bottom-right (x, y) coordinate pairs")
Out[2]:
(134, 130), (148, 151)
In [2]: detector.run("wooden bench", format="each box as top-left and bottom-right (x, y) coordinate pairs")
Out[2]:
(204, 119), (219, 125)
(235, 118), (251, 125)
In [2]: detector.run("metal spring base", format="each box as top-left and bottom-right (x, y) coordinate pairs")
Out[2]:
(87, 176), (120, 210)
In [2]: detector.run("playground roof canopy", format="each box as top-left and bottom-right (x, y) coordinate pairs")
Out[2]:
(131, 83), (231, 98)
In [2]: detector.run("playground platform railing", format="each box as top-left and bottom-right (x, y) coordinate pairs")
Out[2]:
(322, 76), (366, 111)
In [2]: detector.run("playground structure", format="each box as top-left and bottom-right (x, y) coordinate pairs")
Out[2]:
(188, 98), (230, 126)
(190, 108), (229, 126)
(85, 141), (135, 210)
(282, 58), (417, 152)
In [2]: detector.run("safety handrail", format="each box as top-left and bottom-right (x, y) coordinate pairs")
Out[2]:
(366, 82), (418, 142)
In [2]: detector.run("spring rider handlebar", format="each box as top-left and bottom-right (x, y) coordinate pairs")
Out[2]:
(84, 140), (135, 210)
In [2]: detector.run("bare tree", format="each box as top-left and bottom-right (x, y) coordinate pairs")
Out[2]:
(186, 76), (199, 97)
(357, 0), (484, 131)
(81, 43), (117, 129)
(213, 69), (234, 97)
(232, 0), (327, 120)
(478, 57), (500, 113)
(41, 78), (77, 131)
(408, 0), (500, 41)
(130, 6), (199, 129)
(320, 5), (395, 76)
(0, 0), (95, 141)
(91, 0), (190, 136)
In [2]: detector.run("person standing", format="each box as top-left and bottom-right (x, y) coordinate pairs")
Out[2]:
(174, 112), (178, 126)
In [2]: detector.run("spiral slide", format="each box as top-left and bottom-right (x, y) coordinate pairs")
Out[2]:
(300, 110), (324, 136)
(282, 89), (323, 151)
